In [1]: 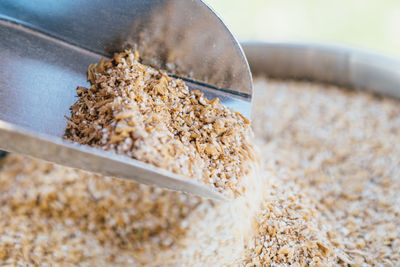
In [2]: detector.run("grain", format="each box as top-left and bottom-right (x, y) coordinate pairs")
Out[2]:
(1, 78), (399, 266)
(64, 50), (254, 198)
(0, 155), (261, 266)
(243, 79), (400, 266)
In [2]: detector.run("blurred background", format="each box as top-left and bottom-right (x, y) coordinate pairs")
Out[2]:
(205, 0), (400, 59)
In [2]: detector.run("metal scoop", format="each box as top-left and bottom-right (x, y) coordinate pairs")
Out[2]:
(0, 0), (253, 200)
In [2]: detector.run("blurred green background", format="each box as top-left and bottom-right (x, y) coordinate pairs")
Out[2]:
(205, 0), (400, 59)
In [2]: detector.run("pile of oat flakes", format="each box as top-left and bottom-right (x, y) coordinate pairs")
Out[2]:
(64, 50), (254, 198)
(0, 77), (399, 265)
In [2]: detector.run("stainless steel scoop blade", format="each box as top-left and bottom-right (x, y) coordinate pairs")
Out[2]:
(0, 0), (253, 200)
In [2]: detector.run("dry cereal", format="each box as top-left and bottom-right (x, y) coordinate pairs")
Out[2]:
(0, 78), (399, 266)
(64, 50), (255, 198)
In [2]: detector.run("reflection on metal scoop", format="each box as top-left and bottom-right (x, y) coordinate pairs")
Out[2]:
(0, 0), (253, 200)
